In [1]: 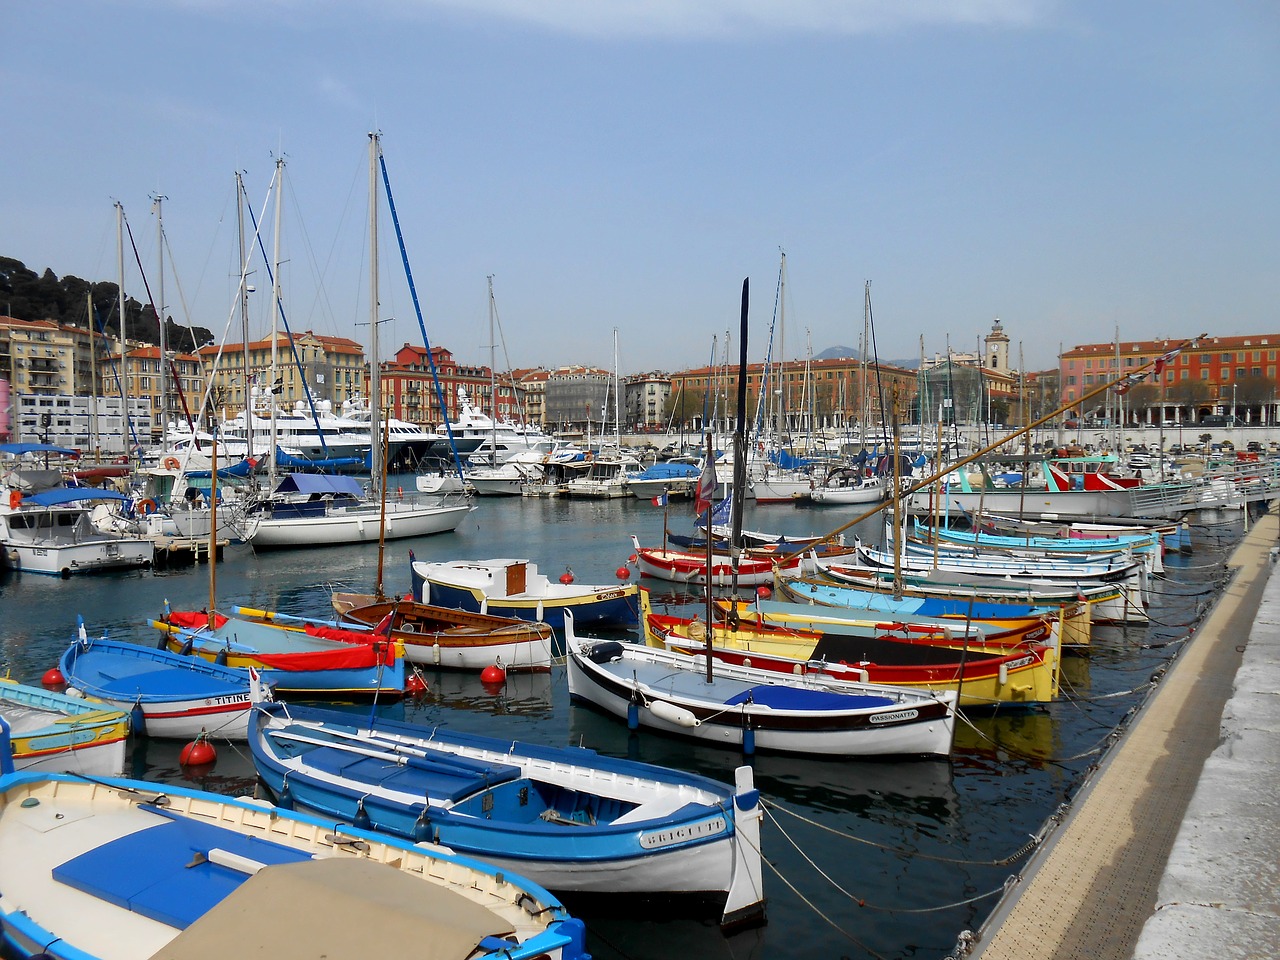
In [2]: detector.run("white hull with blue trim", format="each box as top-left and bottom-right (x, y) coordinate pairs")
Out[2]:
(0, 753), (589, 960)
(247, 700), (766, 929)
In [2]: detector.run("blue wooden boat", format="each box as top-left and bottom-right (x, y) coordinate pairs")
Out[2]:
(0, 746), (589, 960)
(0, 676), (129, 775)
(60, 619), (262, 740)
(410, 553), (639, 629)
(153, 607), (406, 699)
(247, 700), (766, 929)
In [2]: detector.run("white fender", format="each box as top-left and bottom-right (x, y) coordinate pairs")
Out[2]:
(648, 699), (698, 728)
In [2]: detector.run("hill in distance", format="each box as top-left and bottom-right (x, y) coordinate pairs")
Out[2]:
(814, 345), (919, 369)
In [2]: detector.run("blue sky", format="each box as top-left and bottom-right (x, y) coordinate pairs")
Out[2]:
(4, 1), (1277, 376)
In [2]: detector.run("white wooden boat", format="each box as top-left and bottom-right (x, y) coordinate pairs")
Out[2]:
(59, 623), (263, 741)
(0, 761), (589, 960)
(411, 555), (639, 629)
(565, 611), (956, 757)
(248, 701), (767, 928)
(0, 678), (128, 776)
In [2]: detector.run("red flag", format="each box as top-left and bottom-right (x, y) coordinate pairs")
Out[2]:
(694, 459), (719, 517)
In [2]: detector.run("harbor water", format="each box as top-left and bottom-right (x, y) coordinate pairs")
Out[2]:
(0, 484), (1246, 960)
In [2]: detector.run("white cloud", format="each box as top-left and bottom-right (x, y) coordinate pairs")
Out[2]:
(409, 0), (1057, 39)
(171, 0), (1057, 40)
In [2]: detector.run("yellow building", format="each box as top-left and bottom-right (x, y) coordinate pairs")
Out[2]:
(199, 331), (366, 417)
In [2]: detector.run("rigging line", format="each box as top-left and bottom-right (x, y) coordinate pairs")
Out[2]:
(377, 148), (466, 484)
(752, 844), (891, 959)
(242, 168), (332, 459)
(762, 805), (1011, 920)
(762, 799), (1038, 868)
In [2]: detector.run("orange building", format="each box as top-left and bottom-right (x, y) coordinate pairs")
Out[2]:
(1059, 334), (1280, 426)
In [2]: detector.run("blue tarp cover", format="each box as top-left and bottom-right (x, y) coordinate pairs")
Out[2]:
(0, 442), (80, 457)
(24, 487), (130, 507)
(272, 473), (364, 497)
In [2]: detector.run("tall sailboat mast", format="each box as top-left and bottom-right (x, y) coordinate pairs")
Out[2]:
(153, 193), (168, 448)
(369, 132), (384, 482)
(236, 171), (254, 464)
(267, 157), (285, 490)
(487, 275), (498, 459)
(115, 201), (130, 462)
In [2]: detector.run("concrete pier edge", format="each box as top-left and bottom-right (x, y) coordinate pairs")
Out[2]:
(962, 506), (1279, 960)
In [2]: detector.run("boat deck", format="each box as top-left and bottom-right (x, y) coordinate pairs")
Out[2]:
(968, 506), (1280, 959)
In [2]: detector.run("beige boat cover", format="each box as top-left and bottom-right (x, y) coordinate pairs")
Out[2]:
(150, 856), (518, 960)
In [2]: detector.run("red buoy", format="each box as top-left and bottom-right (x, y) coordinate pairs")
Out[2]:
(628, 553), (638, 563)
(180, 736), (217, 768)
(756, 585), (773, 600)
(405, 671), (428, 696)
(559, 568), (575, 585)
(42, 667), (66, 689)
(616, 566), (631, 580)
(480, 663), (506, 685)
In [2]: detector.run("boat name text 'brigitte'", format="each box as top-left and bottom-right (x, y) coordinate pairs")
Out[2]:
(638, 816), (729, 849)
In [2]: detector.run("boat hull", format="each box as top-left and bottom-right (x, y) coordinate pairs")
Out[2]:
(58, 637), (255, 741)
(0, 679), (128, 776)
(249, 501), (472, 548)
(0, 766), (587, 960)
(411, 558), (639, 629)
(566, 614), (955, 757)
(247, 703), (765, 921)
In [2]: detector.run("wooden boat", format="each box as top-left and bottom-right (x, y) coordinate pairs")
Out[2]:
(411, 554), (639, 629)
(0, 762), (590, 960)
(566, 611), (956, 757)
(852, 537), (1150, 613)
(775, 575), (1093, 648)
(967, 510), (1192, 553)
(0, 676), (128, 775)
(59, 621), (261, 740)
(812, 557), (1144, 625)
(247, 700), (766, 929)
(628, 535), (804, 586)
(154, 609), (405, 699)
(641, 594), (1060, 709)
(910, 516), (1164, 575)
(324, 594), (554, 672)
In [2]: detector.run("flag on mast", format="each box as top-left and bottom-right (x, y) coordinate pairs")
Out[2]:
(694, 458), (719, 517)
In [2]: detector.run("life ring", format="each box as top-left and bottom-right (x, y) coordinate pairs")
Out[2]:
(162, 456), (181, 470)
(8, 490), (21, 510)
(137, 498), (158, 516)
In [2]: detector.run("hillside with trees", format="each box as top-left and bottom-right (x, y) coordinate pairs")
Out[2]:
(0, 256), (214, 354)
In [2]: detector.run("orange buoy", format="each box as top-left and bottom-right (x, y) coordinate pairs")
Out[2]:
(180, 736), (217, 767)
(42, 667), (66, 689)
(756, 585), (772, 600)
(616, 566), (630, 580)
(559, 568), (575, 585)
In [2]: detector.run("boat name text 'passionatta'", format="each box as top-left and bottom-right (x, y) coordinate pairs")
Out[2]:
(869, 708), (921, 725)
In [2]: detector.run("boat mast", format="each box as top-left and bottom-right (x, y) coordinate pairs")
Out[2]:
(487, 275), (498, 461)
(613, 327), (621, 447)
(236, 171), (253, 465)
(87, 289), (100, 458)
(369, 132), (384, 483)
(153, 193), (168, 450)
(115, 201), (129, 462)
(268, 157), (285, 491)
